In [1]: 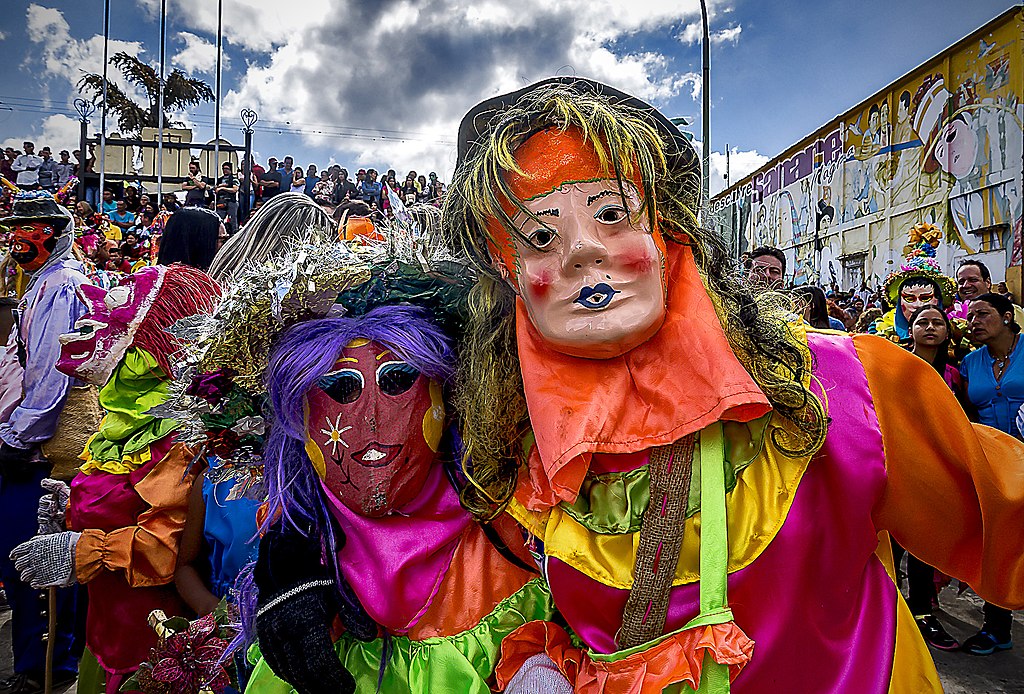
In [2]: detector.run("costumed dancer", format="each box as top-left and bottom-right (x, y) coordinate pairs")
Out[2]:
(9, 264), (222, 693)
(869, 222), (956, 344)
(217, 223), (550, 693)
(443, 78), (1024, 693)
(0, 190), (87, 694)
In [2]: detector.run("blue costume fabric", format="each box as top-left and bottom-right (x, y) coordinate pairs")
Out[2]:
(201, 475), (261, 599)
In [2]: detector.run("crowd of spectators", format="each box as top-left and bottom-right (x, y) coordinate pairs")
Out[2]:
(1, 139), (448, 285)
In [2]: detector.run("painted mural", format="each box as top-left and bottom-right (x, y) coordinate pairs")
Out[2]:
(711, 10), (1024, 290)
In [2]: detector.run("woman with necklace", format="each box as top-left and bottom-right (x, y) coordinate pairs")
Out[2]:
(960, 291), (1023, 655)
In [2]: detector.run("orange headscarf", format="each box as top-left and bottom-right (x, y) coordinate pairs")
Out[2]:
(486, 127), (771, 510)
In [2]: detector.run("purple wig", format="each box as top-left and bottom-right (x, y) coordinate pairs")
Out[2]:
(234, 305), (455, 651)
(263, 304), (455, 534)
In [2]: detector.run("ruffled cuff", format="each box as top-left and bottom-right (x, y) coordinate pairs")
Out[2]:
(75, 527), (131, 584)
(496, 619), (754, 693)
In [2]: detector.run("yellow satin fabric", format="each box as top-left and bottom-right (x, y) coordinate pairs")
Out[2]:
(508, 414), (813, 589)
(78, 435), (153, 476)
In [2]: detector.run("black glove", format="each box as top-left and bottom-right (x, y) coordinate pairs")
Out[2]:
(254, 523), (359, 694)
(0, 442), (39, 483)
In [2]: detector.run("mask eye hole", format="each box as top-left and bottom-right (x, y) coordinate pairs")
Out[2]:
(377, 361), (420, 396)
(317, 369), (364, 404)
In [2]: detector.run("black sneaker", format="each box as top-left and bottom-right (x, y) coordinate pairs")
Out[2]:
(916, 615), (960, 651)
(0, 672), (75, 694)
(0, 674), (43, 694)
(962, 630), (1013, 655)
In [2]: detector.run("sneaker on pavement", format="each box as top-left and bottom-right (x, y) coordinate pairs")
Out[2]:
(962, 630), (1013, 656)
(0, 674), (43, 694)
(915, 615), (959, 651)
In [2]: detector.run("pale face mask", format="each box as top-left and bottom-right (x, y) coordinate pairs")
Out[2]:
(506, 179), (667, 358)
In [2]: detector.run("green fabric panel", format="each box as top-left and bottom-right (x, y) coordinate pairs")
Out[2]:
(86, 348), (177, 462)
(561, 467), (649, 534)
(245, 578), (552, 694)
(77, 647), (106, 694)
(559, 414), (770, 536)
(694, 422), (731, 694)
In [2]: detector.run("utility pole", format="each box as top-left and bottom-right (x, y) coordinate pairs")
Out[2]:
(214, 0), (223, 173)
(157, 0), (166, 199)
(699, 0), (710, 207)
(98, 0), (109, 202)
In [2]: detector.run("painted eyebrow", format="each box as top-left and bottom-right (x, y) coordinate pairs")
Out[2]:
(534, 208), (559, 218)
(337, 357), (358, 364)
(376, 350), (392, 361)
(587, 190), (620, 206)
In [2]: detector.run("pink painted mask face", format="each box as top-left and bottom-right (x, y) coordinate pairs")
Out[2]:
(305, 340), (445, 517)
(508, 179), (667, 359)
(56, 266), (166, 385)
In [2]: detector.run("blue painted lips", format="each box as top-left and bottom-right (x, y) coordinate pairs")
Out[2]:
(574, 283), (619, 309)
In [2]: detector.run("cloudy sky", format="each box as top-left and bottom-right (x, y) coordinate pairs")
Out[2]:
(0, 0), (1014, 194)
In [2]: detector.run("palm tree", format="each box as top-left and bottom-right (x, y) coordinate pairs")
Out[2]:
(78, 52), (214, 134)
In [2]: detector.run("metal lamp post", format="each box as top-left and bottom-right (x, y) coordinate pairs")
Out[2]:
(73, 98), (97, 203)
(699, 0), (710, 208)
(239, 108), (258, 223)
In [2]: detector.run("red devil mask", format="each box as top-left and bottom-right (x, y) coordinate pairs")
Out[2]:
(304, 339), (445, 517)
(10, 222), (59, 271)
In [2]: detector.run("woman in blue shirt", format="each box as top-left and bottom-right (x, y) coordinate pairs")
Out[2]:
(960, 291), (1022, 654)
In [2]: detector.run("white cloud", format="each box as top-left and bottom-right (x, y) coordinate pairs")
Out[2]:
(2, 114), (82, 156)
(127, 0), (742, 177)
(0, 30), (9, 41)
(24, 4), (147, 108)
(678, 23), (743, 46)
(706, 145), (769, 196)
(172, 32), (226, 76)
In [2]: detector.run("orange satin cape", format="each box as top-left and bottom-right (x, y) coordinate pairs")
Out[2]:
(484, 126), (771, 511)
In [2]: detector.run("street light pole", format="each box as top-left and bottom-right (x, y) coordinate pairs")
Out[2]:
(699, 0), (710, 207)
(73, 98), (96, 203)
(157, 0), (166, 199)
(214, 0), (223, 173)
(98, 0), (109, 203)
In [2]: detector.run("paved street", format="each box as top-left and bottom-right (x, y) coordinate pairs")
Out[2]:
(2, 583), (1022, 693)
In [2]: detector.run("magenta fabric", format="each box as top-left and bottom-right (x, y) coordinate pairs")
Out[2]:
(66, 435), (187, 678)
(544, 332), (900, 692)
(320, 461), (471, 634)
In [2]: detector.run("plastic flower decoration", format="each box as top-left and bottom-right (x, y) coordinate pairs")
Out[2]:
(127, 612), (232, 694)
(907, 222), (942, 249)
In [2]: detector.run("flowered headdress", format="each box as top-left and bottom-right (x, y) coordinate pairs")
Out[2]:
(154, 212), (472, 479)
(882, 222), (956, 307)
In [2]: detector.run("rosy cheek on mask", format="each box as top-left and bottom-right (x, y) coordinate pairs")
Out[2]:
(620, 242), (657, 275)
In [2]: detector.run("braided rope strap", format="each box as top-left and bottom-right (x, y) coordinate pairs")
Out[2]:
(616, 434), (696, 649)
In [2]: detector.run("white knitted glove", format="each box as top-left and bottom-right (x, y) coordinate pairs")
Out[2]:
(9, 531), (81, 589)
(504, 654), (573, 694)
(36, 478), (71, 535)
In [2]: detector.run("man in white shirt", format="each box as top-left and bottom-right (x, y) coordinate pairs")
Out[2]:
(11, 142), (43, 189)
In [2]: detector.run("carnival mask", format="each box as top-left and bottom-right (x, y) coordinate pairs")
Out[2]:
(10, 222), (58, 271)
(304, 339), (445, 517)
(490, 127), (667, 359)
(56, 266), (167, 385)
(899, 283), (940, 323)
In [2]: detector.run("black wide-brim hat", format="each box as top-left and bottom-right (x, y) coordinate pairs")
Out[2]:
(2, 194), (72, 233)
(455, 76), (701, 201)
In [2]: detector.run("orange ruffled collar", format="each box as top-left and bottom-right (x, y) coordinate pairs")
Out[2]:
(514, 243), (770, 510)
